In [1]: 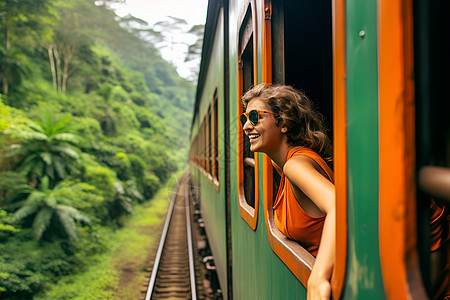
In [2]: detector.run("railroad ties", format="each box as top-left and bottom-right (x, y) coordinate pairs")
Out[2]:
(142, 171), (219, 300)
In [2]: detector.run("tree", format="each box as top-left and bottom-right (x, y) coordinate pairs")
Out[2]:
(7, 109), (83, 187)
(150, 16), (189, 65)
(47, 3), (92, 93)
(184, 24), (204, 81)
(0, 0), (56, 93)
(11, 176), (90, 241)
(0, 47), (30, 94)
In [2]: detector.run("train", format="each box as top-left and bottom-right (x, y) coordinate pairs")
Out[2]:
(188, 0), (449, 299)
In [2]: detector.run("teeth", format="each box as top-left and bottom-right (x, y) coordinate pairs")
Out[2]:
(248, 134), (260, 139)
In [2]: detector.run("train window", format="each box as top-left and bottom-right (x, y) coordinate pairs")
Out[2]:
(207, 105), (212, 176)
(378, 1), (449, 299)
(237, 3), (259, 230)
(263, 0), (333, 287)
(213, 91), (219, 185)
(415, 0), (450, 297)
(202, 119), (206, 170)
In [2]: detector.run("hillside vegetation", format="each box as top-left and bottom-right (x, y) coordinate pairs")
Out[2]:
(0, 0), (200, 298)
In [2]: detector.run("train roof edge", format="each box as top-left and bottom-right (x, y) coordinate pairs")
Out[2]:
(191, 0), (222, 134)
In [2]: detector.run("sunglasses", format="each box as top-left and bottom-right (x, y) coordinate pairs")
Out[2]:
(240, 109), (276, 128)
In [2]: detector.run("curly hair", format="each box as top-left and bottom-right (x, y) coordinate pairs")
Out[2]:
(241, 84), (333, 164)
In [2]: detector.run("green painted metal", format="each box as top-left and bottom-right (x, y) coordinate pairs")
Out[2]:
(344, 0), (385, 299)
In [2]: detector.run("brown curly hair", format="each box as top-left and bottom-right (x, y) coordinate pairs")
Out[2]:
(241, 84), (333, 164)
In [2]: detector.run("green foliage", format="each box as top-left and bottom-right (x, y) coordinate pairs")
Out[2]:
(0, 256), (44, 299)
(82, 161), (116, 201)
(11, 176), (90, 241)
(7, 109), (84, 187)
(143, 173), (160, 200)
(54, 180), (108, 223)
(0, 0), (196, 297)
(112, 152), (132, 181)
(0, 230), (107, 299)
(0, 46), (31, 94)
(0, 210), (21, 240)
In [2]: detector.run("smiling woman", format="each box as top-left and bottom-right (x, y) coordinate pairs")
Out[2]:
(241, 84), (335, 299)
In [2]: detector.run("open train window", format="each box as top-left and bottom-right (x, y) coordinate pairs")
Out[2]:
(213, 91), (219, 186)
(415, 0), (450, 297)
(207, 105), (212, 176)
(263, 0), (333, 287)
(237, 2), (259, 230)
(377, 1), (449, 299)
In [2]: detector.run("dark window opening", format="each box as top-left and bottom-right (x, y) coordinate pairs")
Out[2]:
(239, 7), (256, 208)
(214, 93), (219, 182)
(414, 0), (450, 297)
(208, 106), (212, 174)
(271, 0), (333, 196)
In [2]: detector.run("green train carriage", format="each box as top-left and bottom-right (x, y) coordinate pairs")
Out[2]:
(189, 0), (449, 299)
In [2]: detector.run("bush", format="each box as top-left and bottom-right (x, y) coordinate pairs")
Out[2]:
(82, 163), (116, 201)
(143, 173), (160, 200)
(55, 181), (108, 223)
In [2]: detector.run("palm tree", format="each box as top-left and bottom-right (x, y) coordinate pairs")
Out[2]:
(8, 109), (83, 187)
(11, 176), (89, 241)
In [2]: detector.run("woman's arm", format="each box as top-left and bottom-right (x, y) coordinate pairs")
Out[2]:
(283, 156), (335, 300)
(307, 208), (335, 300)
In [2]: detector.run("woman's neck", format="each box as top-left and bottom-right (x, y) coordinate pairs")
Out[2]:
(267, 141), (292, 170)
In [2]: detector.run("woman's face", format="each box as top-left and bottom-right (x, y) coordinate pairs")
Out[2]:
(243, 98), (285, 154)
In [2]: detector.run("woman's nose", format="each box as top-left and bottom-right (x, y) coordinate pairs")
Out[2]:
(242, 119), (253, 130)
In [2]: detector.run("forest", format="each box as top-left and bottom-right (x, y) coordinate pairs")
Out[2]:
(0, 0), (202, 298)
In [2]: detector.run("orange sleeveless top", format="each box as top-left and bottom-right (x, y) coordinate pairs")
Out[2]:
(430, 199), (450, 300)
(273, 146), (334, 257)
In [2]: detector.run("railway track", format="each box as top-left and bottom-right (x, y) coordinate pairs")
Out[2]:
(142, 172), (220, 300)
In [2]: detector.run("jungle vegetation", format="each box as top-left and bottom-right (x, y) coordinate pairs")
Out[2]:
(0, 0), (202, 298)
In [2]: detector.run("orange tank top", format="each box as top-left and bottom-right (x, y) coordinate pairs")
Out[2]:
(273, 146), (334, 257)
(430, 199), (450, 300)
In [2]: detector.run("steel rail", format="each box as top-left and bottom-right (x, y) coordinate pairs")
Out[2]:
(185, 176), (197, 300)
(144, 175), (182, 300)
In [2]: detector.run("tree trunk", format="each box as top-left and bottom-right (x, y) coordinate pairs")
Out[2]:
(6, 19), (10, 50)
(2, 77), (8, 95)
(48, 45), (57, 90)
(54, 47), (62, 93)
(3, 19), (10, 94)
(62, 58), (69, 94)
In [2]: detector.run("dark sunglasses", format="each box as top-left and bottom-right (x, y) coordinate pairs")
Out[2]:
(240, 109), (276, 128)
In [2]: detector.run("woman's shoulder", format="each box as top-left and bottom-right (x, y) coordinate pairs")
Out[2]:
(283, 155), (317, 179)
(288, 146), (320, 158)
(285, 146), (334, 182)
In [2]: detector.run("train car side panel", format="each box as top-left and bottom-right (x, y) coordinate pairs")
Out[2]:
(343, 0), (385, 298)
(196, 9), (230, 298)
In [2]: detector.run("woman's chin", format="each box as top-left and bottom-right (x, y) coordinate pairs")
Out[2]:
(250, 144), (260, 153)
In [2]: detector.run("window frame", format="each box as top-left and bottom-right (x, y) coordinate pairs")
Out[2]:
(212, 90), (220, 189)
(260, 0), (347, 293)
(237, 0), (259, 230)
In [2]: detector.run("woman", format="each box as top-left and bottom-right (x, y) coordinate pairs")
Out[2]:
(240, 84), (335, 300)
